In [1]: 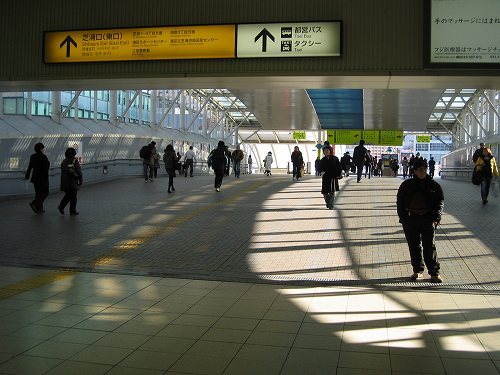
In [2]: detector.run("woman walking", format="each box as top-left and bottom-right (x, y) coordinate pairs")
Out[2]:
(163, 144), (177, 193)
(475, 147), (499, 205)
(58, 147), (82, 216)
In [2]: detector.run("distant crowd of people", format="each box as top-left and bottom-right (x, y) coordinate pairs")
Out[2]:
(22, 139), (499, 286)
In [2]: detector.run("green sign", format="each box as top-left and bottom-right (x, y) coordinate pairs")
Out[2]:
(417, 135), (431, 143)
(326, 129), (403, 146)
(292, 131), (306, 140)
(379, 130), (403, 146)
(361, 130), (379, 145)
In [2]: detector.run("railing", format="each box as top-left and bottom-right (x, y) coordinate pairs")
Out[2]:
(439, 166), (474, 181)
(0, 159), (212, 198)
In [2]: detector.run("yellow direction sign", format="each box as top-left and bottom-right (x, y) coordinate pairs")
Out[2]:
(44, 25), (236, 63)
(417, 135), (431, 143)
(334, 130), (362, 145)
(361, 130), (379, 145)
(380, 130), (403, 146)
(327, 130), (335, 145)
(292, 131), (306, 140)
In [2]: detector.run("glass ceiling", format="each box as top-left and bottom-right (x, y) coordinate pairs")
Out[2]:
(196, 89), (259, 126)
(428, 88), (477, 128)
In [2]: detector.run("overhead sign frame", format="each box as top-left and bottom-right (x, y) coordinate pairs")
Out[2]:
(423, 0), (500, 68)
(44, 20), (342, 64)
(44, 24), (236, 63)
(236, 21), (342, 58)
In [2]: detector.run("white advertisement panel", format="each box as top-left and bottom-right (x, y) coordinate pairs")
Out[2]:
(237, 22), (341, 58)
(430, 0), (500, 64)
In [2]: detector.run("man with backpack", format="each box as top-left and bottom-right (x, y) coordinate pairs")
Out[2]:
(140, 141), (156, 182)
(208, 141), (228, 192)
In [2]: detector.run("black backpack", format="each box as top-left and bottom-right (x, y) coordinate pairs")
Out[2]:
(139, 145), (150, 159)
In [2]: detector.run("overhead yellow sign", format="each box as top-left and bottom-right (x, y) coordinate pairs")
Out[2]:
(334, 130), (362, 145)
(44, 25), (236, 63)
(292, 131), (306, 140)
(380, 130), (403, 146)
(361, 130), (379, 145)
(417, 135), (431, 143)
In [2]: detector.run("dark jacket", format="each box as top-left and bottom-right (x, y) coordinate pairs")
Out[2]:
(25, 152), (50, 183)
(291, 151), (303, 165)
(60, 158), (82, 191)
(352, 144), (368, 166)
(163, 150), (176, 173)
(319, 155), (342, 194)
(397, 175), (444, 223)
(208, 147), (228, 170)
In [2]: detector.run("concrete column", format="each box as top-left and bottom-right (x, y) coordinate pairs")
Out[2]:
(150, 90), (157, 127)
(179, 90), (186, 131)
(0, 92), (3, 119)
(138, 91), (143, 125)
(51, 91), (61, 123)
(26, 92), (32, 119)
(93, 91), (98, 121)
(74, 93), (78, 120)
(109, 90), (117, 126)
(202, 105), (208, 135)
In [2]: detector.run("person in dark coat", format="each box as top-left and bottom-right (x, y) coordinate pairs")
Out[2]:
(397, 158), (444, 283)
(208, 141), (228, 192)
(163, 144), (177, 193)
(25, 142), (51, 214)
(319, 146), (342, 209)
(57, 147), (82, 216)
(352, 139), (368, 183)
(291, 146), (304, 181)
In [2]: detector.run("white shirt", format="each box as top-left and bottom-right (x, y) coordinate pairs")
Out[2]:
(184, 150), (195, 160)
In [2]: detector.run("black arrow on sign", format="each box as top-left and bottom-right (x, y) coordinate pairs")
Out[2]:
(59, 35), (77, 58)
(254, 28), (275, 52)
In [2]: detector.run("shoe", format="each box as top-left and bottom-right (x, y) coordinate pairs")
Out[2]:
(483, 200), (488, 205)
(328, 205), (334, 210)
(168, 190), (172, 193)
(145, 180), (148, 183)
(149, 178), (153, 182)
(29, 202), (38, 214)
(216, 187), (220, 192)
(70, 212), (79, 216)
(185, 174), (187, 177)
(57, 206), (64, 215)
(171, 187), (175, 191)
(410, 272), (423, 281)
(430, 275), (443, 283)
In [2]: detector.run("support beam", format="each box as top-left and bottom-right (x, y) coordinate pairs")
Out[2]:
(159, 90), (182, 126)
(121, 90), (139, 120)
(61, 90), (82, 118)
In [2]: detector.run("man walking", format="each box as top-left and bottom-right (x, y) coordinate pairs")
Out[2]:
(352, 139), (368, 183)
(141, 141), (156, 182)
(397, 158), (444, 283)
(248, 155), (253, 174)
(183, 146), (195, 177)
(25, 142), (50, 214)
(291, 146), (304, 180)
(231, 145), (244, 178)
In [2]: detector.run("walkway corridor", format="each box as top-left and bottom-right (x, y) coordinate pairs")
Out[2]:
(0, 174), (499, 374)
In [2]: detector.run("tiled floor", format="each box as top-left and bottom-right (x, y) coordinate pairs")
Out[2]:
(0, 173), (499, 374)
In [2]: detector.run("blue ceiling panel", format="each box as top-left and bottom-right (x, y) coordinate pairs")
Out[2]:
(306, 89), (364, 129)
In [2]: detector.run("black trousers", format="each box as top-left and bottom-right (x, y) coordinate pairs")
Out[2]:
(32, 180), (49, 211)
(292, 163), (301, 179)
(402, 215), (440, 276)
(184, 159), (194, 176)
(356, 164), (364, 182)
(59, 189), (78, 214)
(214, 166), (225, 188)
